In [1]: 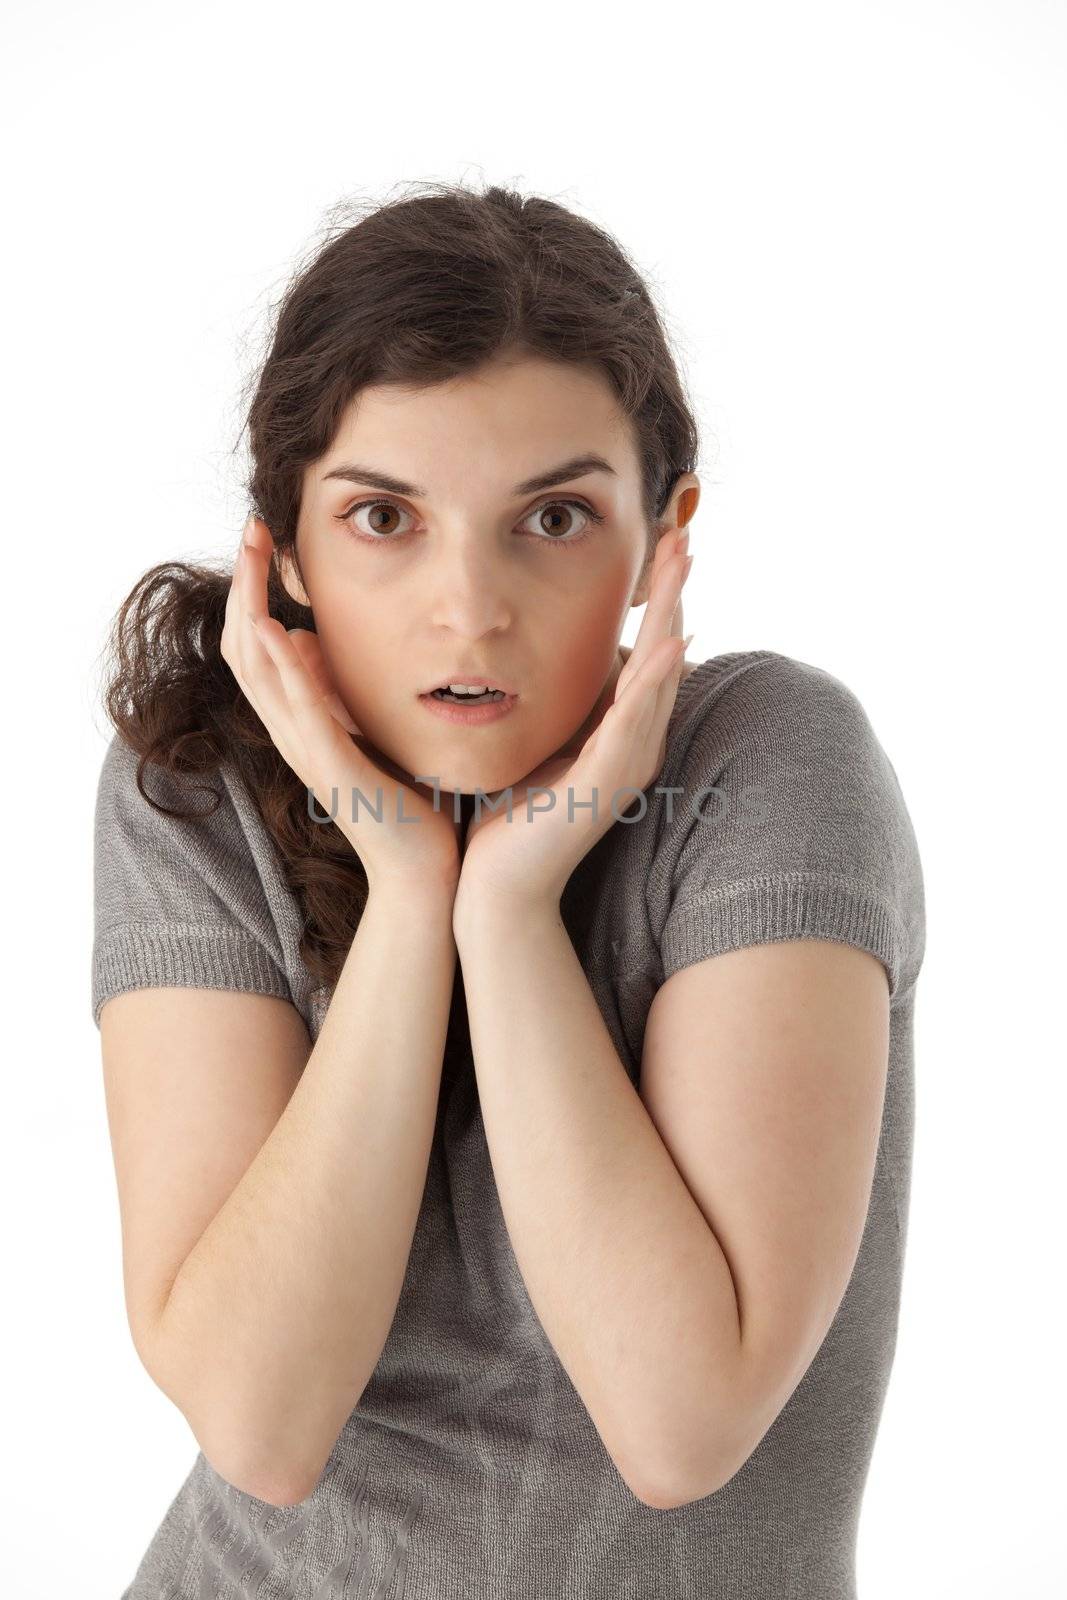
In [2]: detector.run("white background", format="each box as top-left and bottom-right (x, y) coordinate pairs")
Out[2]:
(3, 1), (1064, 1594)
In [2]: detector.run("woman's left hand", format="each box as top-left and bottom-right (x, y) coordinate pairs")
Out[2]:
(454, 529), (694, 918)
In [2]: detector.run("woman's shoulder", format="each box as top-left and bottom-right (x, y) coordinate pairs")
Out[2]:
(662, 644), (917, 826)
(91, 730), (302, 1025)
(671, 645), (866, 724)
(650, 647), (926, 1001)
(663, 647), (908, 785)
(94, 728), (252, 868)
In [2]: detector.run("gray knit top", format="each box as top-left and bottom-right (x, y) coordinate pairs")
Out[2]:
(92, 648), (925, 1600)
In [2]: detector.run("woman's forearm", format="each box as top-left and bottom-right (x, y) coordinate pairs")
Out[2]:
(454, 891), (739, 1509)
(150, 878), (458, 1505)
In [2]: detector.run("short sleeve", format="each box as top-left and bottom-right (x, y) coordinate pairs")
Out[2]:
(91, 733), (293, 1029)
(655, 654), (926, 1002)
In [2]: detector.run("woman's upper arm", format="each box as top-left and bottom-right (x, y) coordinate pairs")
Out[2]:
(99, 984), (312, 1383)
(639, 936), (890, 1488)
(638, 652), (924, 1491)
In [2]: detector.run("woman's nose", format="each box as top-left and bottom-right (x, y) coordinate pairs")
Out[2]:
(427, 556), (514, 637)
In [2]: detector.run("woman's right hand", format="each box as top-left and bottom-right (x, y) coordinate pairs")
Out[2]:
(221, 515), (462, 896)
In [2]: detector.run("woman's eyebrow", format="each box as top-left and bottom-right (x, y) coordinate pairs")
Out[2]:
(320, 452), (618, 498)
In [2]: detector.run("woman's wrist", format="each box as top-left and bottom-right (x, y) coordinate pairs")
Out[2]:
(362, 861), (461, 914)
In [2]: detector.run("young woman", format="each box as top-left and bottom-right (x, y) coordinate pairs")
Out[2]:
(93, 181), (925, 1599)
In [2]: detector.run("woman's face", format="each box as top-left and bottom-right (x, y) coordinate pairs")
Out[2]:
(282, 352), (694, 798)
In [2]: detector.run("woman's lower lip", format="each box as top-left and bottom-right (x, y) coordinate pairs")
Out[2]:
(418, 692), (519, 725)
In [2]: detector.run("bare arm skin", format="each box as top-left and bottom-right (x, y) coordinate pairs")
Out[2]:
(103, 877), (458, 1508)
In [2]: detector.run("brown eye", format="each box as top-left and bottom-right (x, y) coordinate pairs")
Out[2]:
(532, 505), (581, 538)
(519, 498), (607, 547)
(338, 499), (416, 542)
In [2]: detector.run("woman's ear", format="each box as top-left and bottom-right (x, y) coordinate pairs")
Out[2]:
(630, 473), (701, 609)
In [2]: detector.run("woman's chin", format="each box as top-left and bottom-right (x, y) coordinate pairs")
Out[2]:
(373, 726), (577, 801)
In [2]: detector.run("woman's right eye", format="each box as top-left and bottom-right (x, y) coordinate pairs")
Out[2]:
(336, 498), (414, 543)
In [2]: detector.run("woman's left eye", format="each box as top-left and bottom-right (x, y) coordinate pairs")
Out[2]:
(519, 498), (607, 546)
(335, 496), (606, 547)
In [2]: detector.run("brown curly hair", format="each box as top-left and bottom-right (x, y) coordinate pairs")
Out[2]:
(97, 179), (702, 992)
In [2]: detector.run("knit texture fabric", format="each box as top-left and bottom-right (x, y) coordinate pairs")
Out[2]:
(92, 648), (925, 1600)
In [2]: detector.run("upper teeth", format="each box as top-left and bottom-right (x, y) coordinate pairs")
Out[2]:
(444, 683), (495, 695)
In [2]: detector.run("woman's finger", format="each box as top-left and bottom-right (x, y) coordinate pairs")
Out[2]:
(652, 590), (686, 727)
(604, 632), (691, 800)
(252, 615), (366, 767)
(228, 519), (299, 742)
(617, 541), (690, 700)
(221, 525), (275, 730)
(233, 525), (360, 756)
(643, 547), (691, 734)
(614, 536), (677, 698)
(613, 625), (687, 723)
(288, 630), (361, 733)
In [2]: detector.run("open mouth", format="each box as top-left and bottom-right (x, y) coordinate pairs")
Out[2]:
(418, 684), (519, 723)
(428, 687), (509, 705)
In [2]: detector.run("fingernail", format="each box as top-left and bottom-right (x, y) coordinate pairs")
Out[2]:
(677, 527), (691, 552)
(681, 632), (695, 651)
(682, 554), (694, 580)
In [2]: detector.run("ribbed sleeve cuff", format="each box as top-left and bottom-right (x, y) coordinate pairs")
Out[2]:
(92, 924), (292, 1029)
(660, 871), (906, 999)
